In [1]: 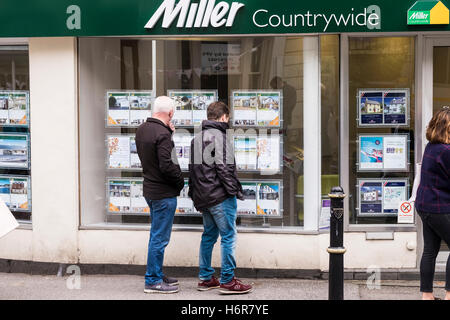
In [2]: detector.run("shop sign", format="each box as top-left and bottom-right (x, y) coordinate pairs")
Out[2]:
(1, 0), (450, 37)
(407, 0), (449, 25)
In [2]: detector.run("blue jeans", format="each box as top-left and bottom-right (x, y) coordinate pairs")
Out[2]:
(199, 196), (237, 284)
(145, 197), (177, 286)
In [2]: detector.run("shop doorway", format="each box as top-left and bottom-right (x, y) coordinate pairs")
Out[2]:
(423, 37), (450, 266)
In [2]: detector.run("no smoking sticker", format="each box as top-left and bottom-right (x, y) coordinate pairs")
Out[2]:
(398, 201), (414, 224)
(400, 202), (412, 214)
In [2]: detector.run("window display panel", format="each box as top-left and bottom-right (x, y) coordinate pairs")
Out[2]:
(0, 46), (31, 222)
(348, 37), (415, 225)
(79, 36), (321, 229)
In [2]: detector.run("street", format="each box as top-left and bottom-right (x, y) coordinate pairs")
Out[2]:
(0, 272), (447, 300)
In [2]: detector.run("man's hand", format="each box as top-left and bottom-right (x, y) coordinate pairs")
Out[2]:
(237, 191), (245, 201)
(168, 121), (176, 133)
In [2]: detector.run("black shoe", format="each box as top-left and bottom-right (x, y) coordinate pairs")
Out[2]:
(163, 276), (179, 286)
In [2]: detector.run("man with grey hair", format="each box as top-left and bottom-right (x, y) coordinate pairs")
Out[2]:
(136, 96), (184, 294)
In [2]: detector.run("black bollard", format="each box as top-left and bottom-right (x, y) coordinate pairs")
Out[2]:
(327, 186), (346, 300)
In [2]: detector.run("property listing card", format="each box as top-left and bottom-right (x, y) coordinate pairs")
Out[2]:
(168, 90), (218, 127)
(232, 92), (257, 127)
(0, 134), (29, 169)
(176, 181), (197, 215)
(107, 136), (131, 169)
(358, 134), (408, 171)
(129, 93), (152, 126)
(192, 91), (216, 126)
(108, 179), (149, 214)
(108, 180), (131, 213)
(256, 182), (281, 216)
(0, 176), (30, 212)
(237, 182), (258, 215)
(173, 133), (193, 171)
(107, 92), (130, 126)
(257, 92), (281, 127)
(234, 136), (257, 170)
(107, 91), (153, 127)
(168, 91), (193, 126)
(0, 91), (29, 127)
(358, 89), (408, 127)
(130, 180), (149, 214)
(232, 90), (282, 128)
(358, 179), (408, 217)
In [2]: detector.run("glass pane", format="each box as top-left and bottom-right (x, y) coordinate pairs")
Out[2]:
(0, 46), (31, 222)
(321, 35), (340, 204)
(79, 37), (331, 230)
(433, 46), (450, 113)
(348, 37), (415, 225)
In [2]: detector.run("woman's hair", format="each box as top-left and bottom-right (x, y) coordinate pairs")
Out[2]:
(426, 107), (450, 144)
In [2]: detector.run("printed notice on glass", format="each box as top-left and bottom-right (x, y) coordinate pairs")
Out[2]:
(0, 91), (29, 127)
(107, 92), (131, 126)
(168, 90), (217, 127)
(257, 135), (280, 173)
(358, 89), (409, 127)
(176, 181), (197, 215)
(237, 181), (282, 218)
(234, 135), (281, 173)
(358, 135), (408, 171)
(106, 91), (153, 127)
(129, 93), (152, 126)
(237, 182), (258, 216)
(257, 182), (281, 217)
(192, 92), (216, 126)
(257, 92), (281, 126)
(0, 134), (29, 169)
(108, 179), (149, 214)
(383, 136), (408, 170)
(357, 179), (408, 217)
(232, 90), (282, 128)
(107, 135), (142, 170)
(0, 176), (30, 212)
(130, 180), (149, 214)
(232, 92), (257, 126)
(234, 136), (258, 170)
(173, 133), (193, 171)
(108, 180), (131, 213)
(108, 136), (131, 169)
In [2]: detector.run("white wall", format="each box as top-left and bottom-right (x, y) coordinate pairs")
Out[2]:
(79, 229), (417, 270)
(29, 37), (79, 263)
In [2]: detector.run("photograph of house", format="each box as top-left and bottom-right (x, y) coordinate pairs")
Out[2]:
(361, 98), (383, 114)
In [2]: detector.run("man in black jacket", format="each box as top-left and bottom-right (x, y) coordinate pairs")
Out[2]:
(136, 96), (184, 294)
(189, 101), (253, 295)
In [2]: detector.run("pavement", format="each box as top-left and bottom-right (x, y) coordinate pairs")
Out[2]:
(0, 272), (447, 300)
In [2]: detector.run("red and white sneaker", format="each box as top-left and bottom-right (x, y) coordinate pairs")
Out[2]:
(219, 277), (253, 294)
(197, 276), (220, 291)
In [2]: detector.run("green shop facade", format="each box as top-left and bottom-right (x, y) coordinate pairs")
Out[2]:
(0, 0), (448, 275)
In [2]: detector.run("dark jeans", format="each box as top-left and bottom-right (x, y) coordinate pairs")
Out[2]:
(418, 211), (450, 292)
(144, 197), (177, 286)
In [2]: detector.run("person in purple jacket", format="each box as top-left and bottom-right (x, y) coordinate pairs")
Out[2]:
(416, 107), (450, 300)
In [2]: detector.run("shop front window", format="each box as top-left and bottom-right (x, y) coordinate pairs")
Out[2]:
(0, 45), (31, 222)
(79, 36), (337, 230)
(348, 37), (415, 225)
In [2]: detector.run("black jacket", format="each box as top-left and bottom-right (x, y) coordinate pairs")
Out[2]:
(188, 120), (243, 211)
(135, 118), (184, 200)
